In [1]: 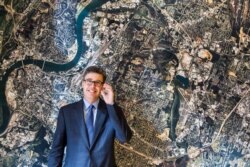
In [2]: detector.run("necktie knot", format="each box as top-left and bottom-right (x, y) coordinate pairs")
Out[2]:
(89, 105), (94, 112)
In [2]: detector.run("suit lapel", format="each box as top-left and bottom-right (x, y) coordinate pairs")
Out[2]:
(75, 99), (89, 148)
(90, 99), (107, 148)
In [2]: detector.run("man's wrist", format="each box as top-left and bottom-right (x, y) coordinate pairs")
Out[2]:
(106, 102), (114, 105)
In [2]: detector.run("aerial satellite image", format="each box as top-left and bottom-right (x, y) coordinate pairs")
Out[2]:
(0, 0), (249, 166)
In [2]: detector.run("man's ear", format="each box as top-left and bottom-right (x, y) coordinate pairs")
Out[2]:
(100, 91), (104, 99)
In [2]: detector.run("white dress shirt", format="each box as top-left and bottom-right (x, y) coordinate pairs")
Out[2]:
(83, 98), (99, 126)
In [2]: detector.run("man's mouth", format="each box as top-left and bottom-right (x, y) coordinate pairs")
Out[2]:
(88, 90), (96, 93)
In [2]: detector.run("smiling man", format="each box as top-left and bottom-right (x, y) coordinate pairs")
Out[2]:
(48, 66), (133, 167)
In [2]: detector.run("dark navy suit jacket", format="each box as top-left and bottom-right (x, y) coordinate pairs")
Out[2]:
(48, 99), (132, 167)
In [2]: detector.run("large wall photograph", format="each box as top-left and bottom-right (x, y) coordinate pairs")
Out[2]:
(0, 0), (250, 166)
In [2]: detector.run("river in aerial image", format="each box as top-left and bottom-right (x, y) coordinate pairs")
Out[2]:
(0, 0), (109, 135)
(1, 0), (249, 166)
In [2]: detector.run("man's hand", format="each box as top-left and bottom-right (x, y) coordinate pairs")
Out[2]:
(101, 83), (115, 105)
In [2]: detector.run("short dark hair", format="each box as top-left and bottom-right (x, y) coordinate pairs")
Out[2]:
(82, 66), (106, 82)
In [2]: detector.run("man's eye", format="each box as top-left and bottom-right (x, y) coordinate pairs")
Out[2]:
(94, 81), (101, 84)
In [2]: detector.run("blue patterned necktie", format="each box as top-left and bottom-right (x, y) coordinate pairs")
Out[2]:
(86, 105), (94, 144)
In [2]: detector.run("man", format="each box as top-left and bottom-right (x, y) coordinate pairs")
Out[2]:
(48, 66), (133, 167)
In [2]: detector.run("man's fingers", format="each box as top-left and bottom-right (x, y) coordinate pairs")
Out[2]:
(103, 83), (112, 89)
(103, 84), (113, 93)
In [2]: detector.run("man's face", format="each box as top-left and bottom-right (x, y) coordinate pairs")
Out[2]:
(82, 72), (104, 103)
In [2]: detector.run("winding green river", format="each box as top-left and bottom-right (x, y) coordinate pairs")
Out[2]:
(0, 0), (109, 134)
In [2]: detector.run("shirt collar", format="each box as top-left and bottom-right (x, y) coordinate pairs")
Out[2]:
(83, 98), (99, 110)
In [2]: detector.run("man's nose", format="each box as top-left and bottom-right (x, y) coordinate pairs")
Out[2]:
(90, 82), (96, 87)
